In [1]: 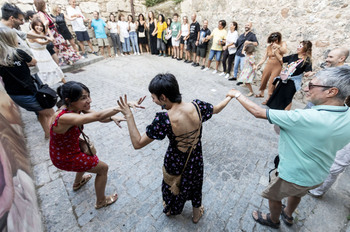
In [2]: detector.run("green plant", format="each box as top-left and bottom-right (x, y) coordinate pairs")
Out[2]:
(347, 214), (350, 220)
(145, 0), (166, 7)
(144, 0), (183, 7)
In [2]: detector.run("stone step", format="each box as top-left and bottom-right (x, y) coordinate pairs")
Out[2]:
(60, 54), (104, 73)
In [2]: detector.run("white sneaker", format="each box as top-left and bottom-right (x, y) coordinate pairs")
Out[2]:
(202, 67), (209, 72)
(115, 54), (119, 57)
(224, 73), (230, 79)
(212, 70), (217, 74)
(121, 53), (125, 57)
(134, 52), (137, 55)
(137, 52), (140, 56)
(219, 72), (225, 76)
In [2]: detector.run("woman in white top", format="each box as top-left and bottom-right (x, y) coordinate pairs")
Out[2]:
(128, 15), (140, 55)
(107, 13), (122, 57)
(117, 14), (131, 55)
(220, 21), (239, 79)
(180, 16), (190, 61)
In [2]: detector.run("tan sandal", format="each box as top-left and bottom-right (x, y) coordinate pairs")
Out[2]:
(192, 205), (204, 223)
(73, 174), (92, 191)
(95, 193), (118, 209)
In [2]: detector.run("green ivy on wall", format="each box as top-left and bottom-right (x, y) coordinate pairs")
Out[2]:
(145, 0), (183, 7)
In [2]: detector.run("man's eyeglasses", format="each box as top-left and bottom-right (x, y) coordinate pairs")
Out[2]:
(308, 82), (333, 90)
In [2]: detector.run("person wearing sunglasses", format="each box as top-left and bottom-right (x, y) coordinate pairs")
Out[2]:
(226, 66), (350, 229)
(306, 47), (350, 199)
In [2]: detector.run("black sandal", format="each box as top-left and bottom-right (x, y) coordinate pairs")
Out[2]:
(252, 211), (280, 229)
(281, 204), (294, 226)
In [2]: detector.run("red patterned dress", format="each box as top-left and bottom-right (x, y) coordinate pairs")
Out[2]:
(38, 11), (80, 66)
(49, 109), (99, 172)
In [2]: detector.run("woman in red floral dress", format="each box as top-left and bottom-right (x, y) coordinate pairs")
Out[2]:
(34, 0), (80, 66)
(50, 81), (145, 209)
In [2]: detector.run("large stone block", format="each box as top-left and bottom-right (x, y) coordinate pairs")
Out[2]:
(79, 2), (99, 13)
(106, 0), (131, 12)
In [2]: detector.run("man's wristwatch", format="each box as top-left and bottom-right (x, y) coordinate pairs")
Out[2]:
(235, 92), (242, 99)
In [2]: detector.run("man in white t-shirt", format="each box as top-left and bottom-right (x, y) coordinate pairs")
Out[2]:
(66, 0), (96, 58)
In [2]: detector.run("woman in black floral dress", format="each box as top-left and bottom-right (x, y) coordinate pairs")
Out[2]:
(117, 73), (235, 223)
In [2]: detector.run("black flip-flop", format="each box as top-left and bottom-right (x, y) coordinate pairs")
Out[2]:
(252, 211), (280, 229)
(281, 204), (294, 226)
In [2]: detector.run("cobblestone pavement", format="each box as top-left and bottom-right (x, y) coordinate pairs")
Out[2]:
(21, 54), (350, 232)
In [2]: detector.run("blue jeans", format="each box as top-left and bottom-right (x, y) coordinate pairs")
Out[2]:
(122, 37), (131, 52)
(233, 55), (245, 78)
(208, 50), (222, 61)
(129, 31), (139, 53)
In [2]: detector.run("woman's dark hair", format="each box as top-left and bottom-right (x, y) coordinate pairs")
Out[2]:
(31, 18), (46, 34)
(138, 13), (145, 21)
(109, 13), (116, 22)
(158, 14), (164, 23)
(1, 3), (24, 20)
(128, 14), (134, 23)
(232, 21), (238, 31)
(267, 32), (282, 44)
(56, 81), (90, 107)
(244, 43), (255, 54)
(167, 18), (172, 28)
(25, 10), (36, 21)
(148, 73), (182, 103)
(301, 40), (312, 59)
(118, 13), (124, 21)
(219, 20), (226, 28)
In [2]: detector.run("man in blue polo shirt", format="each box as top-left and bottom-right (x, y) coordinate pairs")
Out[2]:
(89, 11), (111, 58)
(226, 66), (350, 229)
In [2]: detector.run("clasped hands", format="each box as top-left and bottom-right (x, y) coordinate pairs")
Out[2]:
(110, 95), (146, 128)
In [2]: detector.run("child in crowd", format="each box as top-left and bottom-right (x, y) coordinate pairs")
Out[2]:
(27, 19), (65, 86)
(237, 44), (256, 96)
(89, 11), (111, 58)
(165, 18), (173, 57)
(171, 13), (181, 59)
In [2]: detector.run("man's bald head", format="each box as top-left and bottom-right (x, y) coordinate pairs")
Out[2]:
(325, 47), (349, 67)
(191, 13), (196, 22)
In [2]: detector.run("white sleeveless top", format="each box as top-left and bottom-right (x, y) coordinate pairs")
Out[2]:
(129, 22), (136, 32)
(181, 24), (189, 36)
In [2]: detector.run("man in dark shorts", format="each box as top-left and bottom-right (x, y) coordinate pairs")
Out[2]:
(195, 19), (211, 69)
(186, 13), (200, 64)
(66, 0), (96, 58)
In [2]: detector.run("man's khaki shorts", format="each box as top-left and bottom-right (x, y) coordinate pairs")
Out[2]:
(97, 38), (109, 47)
(261, 170), (322, 201)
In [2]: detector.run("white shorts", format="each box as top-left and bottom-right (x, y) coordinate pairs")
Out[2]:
(172, 37), (180, 47)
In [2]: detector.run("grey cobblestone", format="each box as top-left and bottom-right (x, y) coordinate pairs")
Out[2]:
(19, 55), (350, 231)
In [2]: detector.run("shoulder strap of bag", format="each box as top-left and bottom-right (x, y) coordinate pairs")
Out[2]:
(180, 102), (202, 174)
(2, 67), (37, 94)
(78, 126), (93, 155)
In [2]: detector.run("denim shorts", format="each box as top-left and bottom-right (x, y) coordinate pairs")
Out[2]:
(208, 49), (222, 61)
(9, 94), (44, 112)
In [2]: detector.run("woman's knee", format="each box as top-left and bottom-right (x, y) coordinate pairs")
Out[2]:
(98, 161), (109, 175)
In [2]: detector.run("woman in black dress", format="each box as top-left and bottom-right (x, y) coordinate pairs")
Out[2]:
(148, 11), (158, 55)
(137, 13), (149, 54)
(117, 73), (234, 223)
(51, 5), (79, 52)
(266, 40), (313, 110)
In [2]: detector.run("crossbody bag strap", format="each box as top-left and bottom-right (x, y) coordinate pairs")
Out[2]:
(2, 67), (36, 94)
(180, 102), (202, 174)
(78, 126), (93, 155)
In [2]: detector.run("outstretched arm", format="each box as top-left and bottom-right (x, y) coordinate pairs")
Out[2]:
(213, 95), (233, 114)
(227, 89), (267, 119)
(118, 95), (153, 149)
